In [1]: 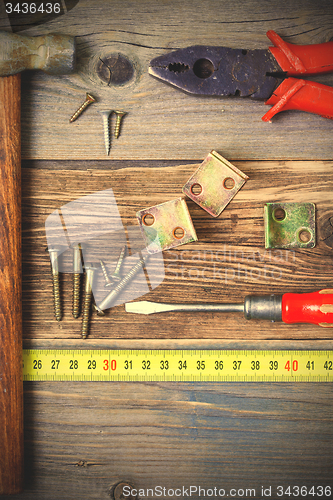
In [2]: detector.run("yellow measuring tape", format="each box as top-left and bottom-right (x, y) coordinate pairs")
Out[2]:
(23, 350), (333, 382)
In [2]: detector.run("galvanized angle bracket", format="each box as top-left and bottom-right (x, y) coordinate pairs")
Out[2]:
(136, 197), (198, 254)
(264, 202), (316, 249)
(182, 150), (249, 217)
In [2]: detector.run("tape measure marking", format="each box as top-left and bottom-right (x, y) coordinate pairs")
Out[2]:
(22, 350), (333, 382)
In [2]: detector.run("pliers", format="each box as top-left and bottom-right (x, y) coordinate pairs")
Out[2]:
(149, 31), (333, 121)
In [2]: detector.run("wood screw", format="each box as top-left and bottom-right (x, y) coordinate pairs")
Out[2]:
(46, 247), (62, 322)
(114, 110), (127, 138)
(69, 93), (96, 123)
(95, 254), (147, 313)
(98, 110), (113, 155)
(110, 245), (127, 282)
(99, 259), (114, 288)
(81, 264), (98, 339)
(72, 244), (82, 319)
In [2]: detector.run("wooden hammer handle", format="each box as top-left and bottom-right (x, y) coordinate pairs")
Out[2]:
(0, 74), (24, 495)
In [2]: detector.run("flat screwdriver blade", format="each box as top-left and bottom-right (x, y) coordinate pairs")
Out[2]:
(125, 301), (244, 315)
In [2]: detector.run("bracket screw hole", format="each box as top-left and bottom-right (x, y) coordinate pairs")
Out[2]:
(143, 214), (155, 226)
(191, 183), (202, 196)
(298, 229), (312, 243)
(173, 227), (185, 239)
(273, 207), (286, 221)
(223, 177), (235, 190)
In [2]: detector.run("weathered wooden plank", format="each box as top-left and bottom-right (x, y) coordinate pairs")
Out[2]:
(1, 0), (332, 160)
(4, 371), (332, 500)
(22, 160), (333, 340)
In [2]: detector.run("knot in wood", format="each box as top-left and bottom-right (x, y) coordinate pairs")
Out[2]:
(109, 482), (137, 500)
(319, 214), (333, 249)
(96, 55), (134, 85)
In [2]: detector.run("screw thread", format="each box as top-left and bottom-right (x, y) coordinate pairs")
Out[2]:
(81, 288), (92, 339)
(81, 267), (97, 339)
(70, 93), (96, 123)
(103, 119), (110, 154)
(114, 111), (127, 138)
(73, 273), (81, 319)
(99, 111), (112, 155)
(113, 245), (126, 275)
(114, 117), (121, 139)
(100, 260), (112, 285)
(96, 256), (147, 311)
(114, 257), (143, 292)
(52, 272), (62, 321)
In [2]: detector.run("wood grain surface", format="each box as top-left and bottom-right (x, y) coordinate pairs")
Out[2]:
(1, 0), (333, 160)
(0, 74), (24, 495)
(0, 1), (332, 498)
(4, 337), (333, 500)
(22, 159), (333, 340)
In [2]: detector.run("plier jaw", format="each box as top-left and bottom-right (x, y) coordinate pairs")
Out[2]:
(149, 45), (281, 100)
(149, 31), (333, 121)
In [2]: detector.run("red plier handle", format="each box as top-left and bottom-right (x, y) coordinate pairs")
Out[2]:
(263, 31), (333, 121)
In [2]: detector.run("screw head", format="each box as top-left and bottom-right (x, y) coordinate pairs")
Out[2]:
(86, 93), (96, 103)
(92, 303), (106, 316)
(46, 246), (61, 253)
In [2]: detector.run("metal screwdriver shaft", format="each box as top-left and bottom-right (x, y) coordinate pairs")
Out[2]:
(125, 290), (333, 327)
(125, 301), (244, 315)
(125, 295), (282, 321)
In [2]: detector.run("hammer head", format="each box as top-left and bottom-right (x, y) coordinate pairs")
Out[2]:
(0, 31), (75, 76)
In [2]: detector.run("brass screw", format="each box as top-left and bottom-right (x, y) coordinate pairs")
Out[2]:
(46, 247), (62, 322)
(72, 244), (82, 319)
(98, 110), (113, 155)
(81, 263), (98, 339)
(69, 93), (96, 123)
(114, 111), (127, 138)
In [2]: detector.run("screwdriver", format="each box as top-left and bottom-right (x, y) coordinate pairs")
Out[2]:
(125, 289), (333, 327)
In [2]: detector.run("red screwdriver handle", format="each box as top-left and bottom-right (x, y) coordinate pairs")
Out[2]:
(282, 289), (333, 327)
